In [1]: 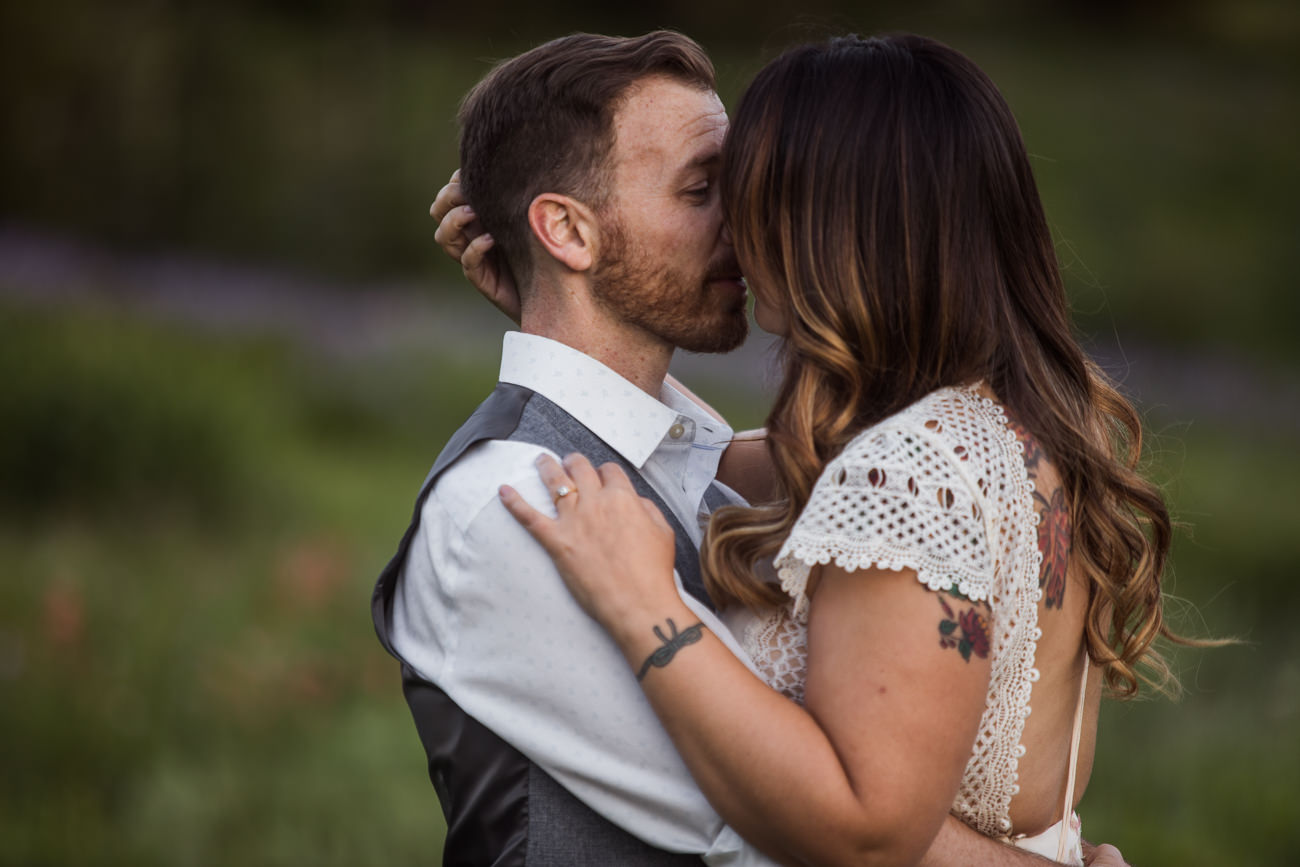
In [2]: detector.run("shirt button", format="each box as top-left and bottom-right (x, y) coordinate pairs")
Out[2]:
(669, 423), (685, 439)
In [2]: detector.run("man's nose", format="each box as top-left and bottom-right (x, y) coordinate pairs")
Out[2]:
(719, 221), (733, 247)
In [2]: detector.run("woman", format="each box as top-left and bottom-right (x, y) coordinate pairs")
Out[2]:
(447, 34), (1176, 865)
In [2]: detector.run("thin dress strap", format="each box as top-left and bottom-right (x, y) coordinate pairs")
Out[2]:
(1057, 652), (1091, 862)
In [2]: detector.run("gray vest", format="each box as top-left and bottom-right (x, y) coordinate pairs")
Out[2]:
(373, 382), (728, 866)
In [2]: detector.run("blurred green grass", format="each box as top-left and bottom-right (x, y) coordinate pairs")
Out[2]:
(1, 301), (1295, 864)
(0, 303), (487, 865)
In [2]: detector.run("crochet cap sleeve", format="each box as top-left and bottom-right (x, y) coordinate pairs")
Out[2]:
(768, 387), (1046, 837)
(774, 413), (994, 620)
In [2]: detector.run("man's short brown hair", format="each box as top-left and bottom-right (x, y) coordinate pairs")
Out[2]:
(457, 31), (715, 285)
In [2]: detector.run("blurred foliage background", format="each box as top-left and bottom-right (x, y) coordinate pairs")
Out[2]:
(1, 0), (1297, 864)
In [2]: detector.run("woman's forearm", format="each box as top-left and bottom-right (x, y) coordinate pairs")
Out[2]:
(718, 429), (780, 504)
(608, 599), (947, 867)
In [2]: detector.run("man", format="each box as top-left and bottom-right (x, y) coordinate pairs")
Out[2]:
(374, 31), (1124, 866)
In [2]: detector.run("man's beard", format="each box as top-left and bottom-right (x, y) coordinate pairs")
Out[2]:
(590, 220), (748, 355)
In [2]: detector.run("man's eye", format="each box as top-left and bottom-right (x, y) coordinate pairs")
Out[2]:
(685, 185), (710, 201)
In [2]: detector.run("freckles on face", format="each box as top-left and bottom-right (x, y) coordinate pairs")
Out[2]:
(607, 78), (729, 249)
(592, 79), (748, 353)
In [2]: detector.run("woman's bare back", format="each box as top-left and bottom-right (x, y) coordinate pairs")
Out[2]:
(1004, 415), (1102, 834)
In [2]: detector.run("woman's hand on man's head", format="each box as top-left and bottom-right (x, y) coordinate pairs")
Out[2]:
(431, 169), (522, 324)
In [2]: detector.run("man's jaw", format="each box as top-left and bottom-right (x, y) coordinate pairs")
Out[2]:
(689, 266), (750, 354)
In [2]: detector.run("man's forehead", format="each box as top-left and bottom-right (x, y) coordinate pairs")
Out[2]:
(613, 78), (727, 159)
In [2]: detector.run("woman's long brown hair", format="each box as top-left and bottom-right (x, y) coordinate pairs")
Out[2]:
(706, 34), (1193, 697)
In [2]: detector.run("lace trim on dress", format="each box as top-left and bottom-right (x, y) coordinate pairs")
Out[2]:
(739, 604), (809, 705)
(764, 384), (1045, 837)
(776, 412), (996, 621)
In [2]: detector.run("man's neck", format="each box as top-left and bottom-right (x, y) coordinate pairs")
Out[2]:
(520, 298), (673, 399)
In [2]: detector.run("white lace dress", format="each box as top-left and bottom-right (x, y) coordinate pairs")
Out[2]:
(721, 384), (1084, 862)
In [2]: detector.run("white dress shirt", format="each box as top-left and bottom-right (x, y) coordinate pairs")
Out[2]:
(391, 332), (776, 866)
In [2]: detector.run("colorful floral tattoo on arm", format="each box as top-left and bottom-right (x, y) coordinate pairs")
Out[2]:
(636, 618), (705, 681)
(1008, 419), (1072, 609)
(937, 588), (991, 662)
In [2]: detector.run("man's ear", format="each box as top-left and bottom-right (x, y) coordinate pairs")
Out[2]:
(526, 193), (599, 273)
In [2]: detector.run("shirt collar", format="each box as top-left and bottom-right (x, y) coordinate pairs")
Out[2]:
(499, 331), (722, 469)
